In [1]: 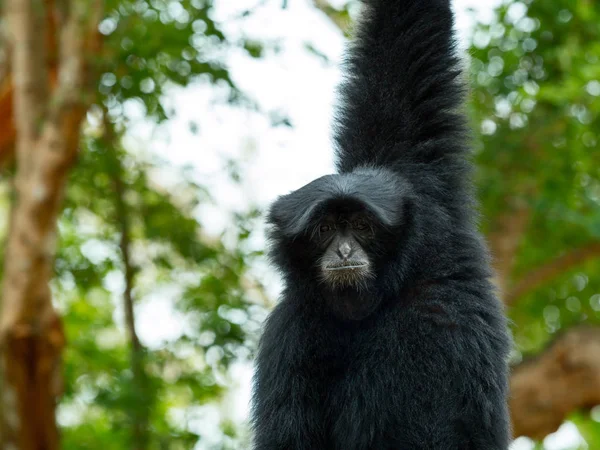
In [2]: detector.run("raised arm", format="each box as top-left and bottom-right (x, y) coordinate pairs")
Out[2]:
(334, 0), (467, 176)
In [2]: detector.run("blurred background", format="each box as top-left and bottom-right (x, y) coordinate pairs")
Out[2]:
(0, 0), (599, 449)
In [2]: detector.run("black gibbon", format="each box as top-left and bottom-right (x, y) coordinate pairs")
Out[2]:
(251, 1), (512, 448)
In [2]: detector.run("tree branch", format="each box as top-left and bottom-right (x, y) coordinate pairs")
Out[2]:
(103, 117), (143, 356)
(510, 326), (600, 439)
(102, 111), (149, 450)
(487, 203), (530, 299)
(505, 242), (600, 306)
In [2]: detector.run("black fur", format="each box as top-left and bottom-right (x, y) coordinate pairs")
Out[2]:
(251, 0), (511, 448)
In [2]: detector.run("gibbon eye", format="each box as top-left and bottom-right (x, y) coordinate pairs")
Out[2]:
(320, 224), (333, 233)
(352, 220), (369, 231)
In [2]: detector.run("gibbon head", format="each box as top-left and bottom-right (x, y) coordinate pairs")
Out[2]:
(267, 168), (414, 320)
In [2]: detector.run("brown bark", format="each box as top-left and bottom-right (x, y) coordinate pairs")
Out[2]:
(0, 1), (103, 448)
(0, 79), (16, 165)
(1, 1), (60, 447)
(0, 0), (59, 167)
(510, 327), (600, 439)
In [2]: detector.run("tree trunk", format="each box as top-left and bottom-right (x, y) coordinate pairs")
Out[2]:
(0, 0), (59, 167)
(0, 1), (102, 448)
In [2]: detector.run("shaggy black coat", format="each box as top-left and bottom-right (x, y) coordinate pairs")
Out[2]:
(251, 0), (512, 448)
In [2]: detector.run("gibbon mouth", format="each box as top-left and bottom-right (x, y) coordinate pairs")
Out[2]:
(325, 261), (368, 271)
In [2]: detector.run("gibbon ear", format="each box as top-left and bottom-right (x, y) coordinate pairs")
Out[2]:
(267, 194), (323, 238)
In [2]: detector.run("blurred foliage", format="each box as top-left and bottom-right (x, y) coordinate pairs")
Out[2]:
(468, 0), (600, 446)
(96, 0), (263, 122)
(56, 127), (265, 448)
(470, 0), (600, 351)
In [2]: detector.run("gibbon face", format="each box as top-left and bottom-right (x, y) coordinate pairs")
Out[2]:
(315, 210), (375, 289)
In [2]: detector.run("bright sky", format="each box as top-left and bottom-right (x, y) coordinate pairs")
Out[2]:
(123, 1), (583, 448)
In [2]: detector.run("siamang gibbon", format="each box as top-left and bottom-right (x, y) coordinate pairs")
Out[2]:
(251, 0), (512, 449)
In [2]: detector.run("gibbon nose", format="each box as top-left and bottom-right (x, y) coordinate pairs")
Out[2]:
(338, 241), (353, 259)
